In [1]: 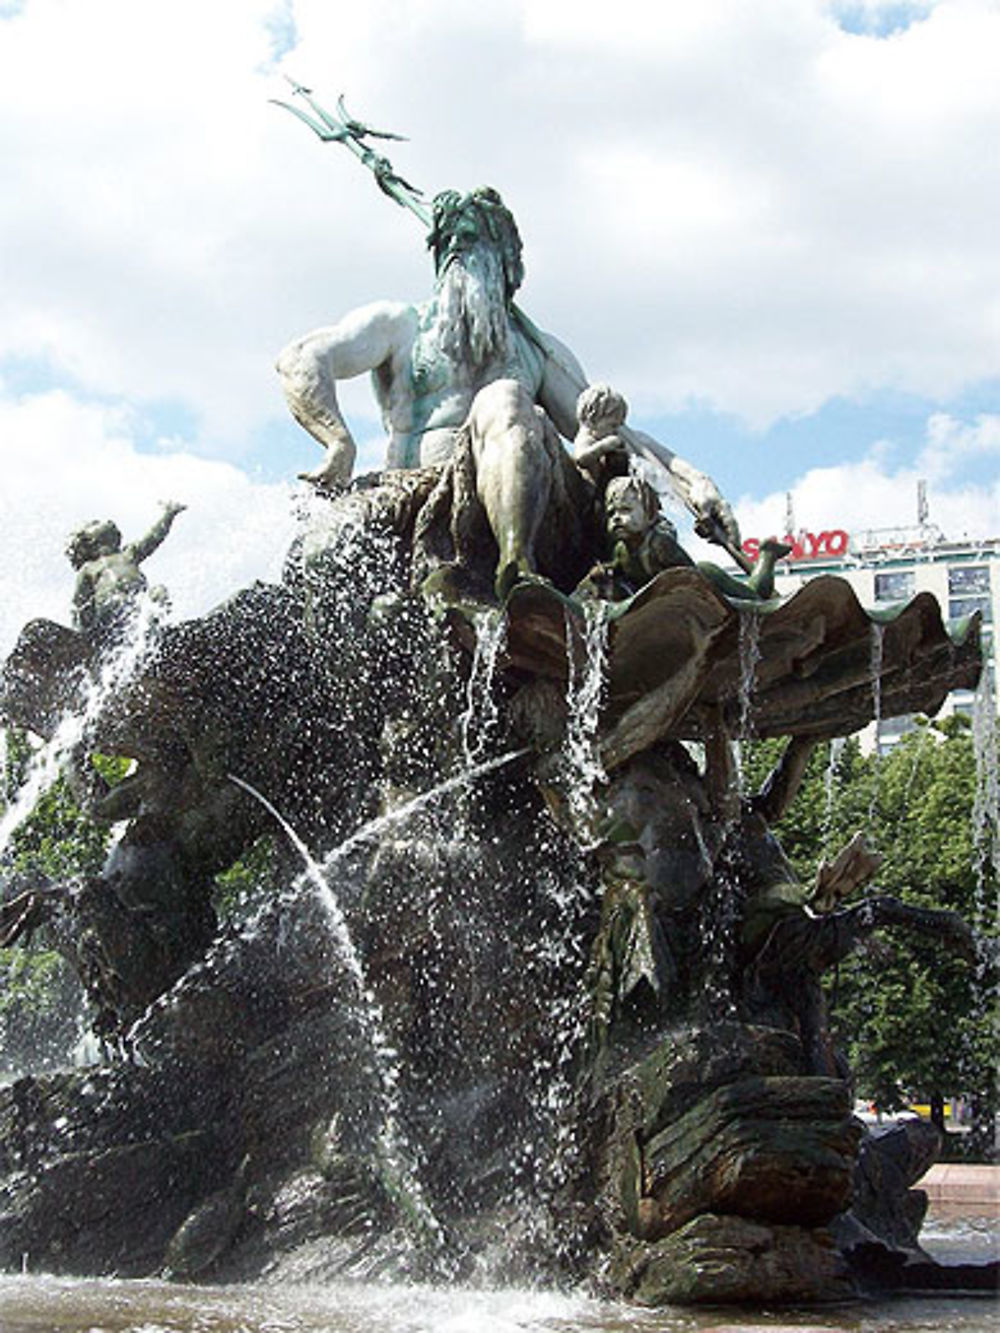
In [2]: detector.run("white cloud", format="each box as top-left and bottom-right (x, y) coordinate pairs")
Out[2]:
(0, 0), (997, 444)
(0, 0), (997, 648)
(917, 412), (1000, 484)
(0, 389), (296, 657)
(728, 411), (1000, 548)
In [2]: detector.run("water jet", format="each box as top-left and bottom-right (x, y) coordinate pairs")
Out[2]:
(0, 123), (992, 1311)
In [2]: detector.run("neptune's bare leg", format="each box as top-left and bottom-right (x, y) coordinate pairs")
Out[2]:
(466, 379), (555, 600)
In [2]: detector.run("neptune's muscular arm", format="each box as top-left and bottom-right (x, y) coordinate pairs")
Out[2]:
(276, 301), (418, 489)
(533, 325), (740, 546)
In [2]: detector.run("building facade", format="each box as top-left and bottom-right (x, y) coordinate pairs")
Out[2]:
(741, 524), (997, 754)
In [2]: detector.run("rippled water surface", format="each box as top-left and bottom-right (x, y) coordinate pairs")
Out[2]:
(0, 1274), (996, 1333)
(1, 1211), (996, 1333)
(920, 1213), (1000, 1267)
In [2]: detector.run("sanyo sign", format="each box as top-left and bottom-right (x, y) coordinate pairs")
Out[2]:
(742, 530), (850, 562)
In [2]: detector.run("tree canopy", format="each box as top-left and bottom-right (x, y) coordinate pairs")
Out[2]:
(743, 718), (998, 1148)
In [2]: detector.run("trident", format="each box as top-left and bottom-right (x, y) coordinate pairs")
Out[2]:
(272, 81), (747, 568)
(270, 80), (562, 381)
(271, 80), (432, 225)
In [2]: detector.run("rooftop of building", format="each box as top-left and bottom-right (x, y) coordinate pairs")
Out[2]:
(763, 528), (998, 576)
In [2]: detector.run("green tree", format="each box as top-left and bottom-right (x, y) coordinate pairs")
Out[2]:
(1, 726), (279, 1071)
(0, 731), (115, 1069)
(830, 722), (997, 1151)
(744, 722), (997, 1154)
(0, 734), (135, 1068)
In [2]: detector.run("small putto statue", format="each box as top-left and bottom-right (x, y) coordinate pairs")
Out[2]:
(67, 501), (186, 645)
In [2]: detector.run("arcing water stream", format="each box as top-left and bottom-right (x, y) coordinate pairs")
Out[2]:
(229, 747), (531, 1271)
(318, 748), (529, 870)
(229, 773), (448, 1267)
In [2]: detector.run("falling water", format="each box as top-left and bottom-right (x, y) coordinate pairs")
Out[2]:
(970, 664), (999, 1033)
(561, 601), (608, 838)
(971, 665), (1000, 896)
(0, 727), (9, 809)
(869, 621), (885, 731)
(686, 612), (764, 1017)
(510, 843), (597, 1273)
(694, 611), (766, 1018)
(697, 845), (742, 1025)
(958, 649), (999, 1157)
(736, 609), (763, 733)
(0, 600), (161, 857)
(0, 718), (77, 855)
(733, 608), (762, 794)
(868, 621), (886, 825)
(229, 748), (529, 1265)
(901, 723), (931, 808)
(228, 773), (447, 1264)
(492, 604), (609, 1266)
(822, 735), (846, 855)
(459, 609), (506, 764)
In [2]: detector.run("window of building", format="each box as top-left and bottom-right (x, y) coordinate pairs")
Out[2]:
(876, 735), (907, 757)
(949, 596), (992, 623)
(948, 565), (991, 595)
(874, 713), (915, 757)
(874, 570), (914, 602)
(879, 714), (914, 738)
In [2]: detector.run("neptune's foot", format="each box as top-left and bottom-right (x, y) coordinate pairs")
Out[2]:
(495, 561), (552, 604)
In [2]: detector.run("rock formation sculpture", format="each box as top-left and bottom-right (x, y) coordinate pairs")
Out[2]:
(0, 111), (990, 1303)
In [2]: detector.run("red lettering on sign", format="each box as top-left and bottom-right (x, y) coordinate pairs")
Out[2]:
(740, 530), (851, 562)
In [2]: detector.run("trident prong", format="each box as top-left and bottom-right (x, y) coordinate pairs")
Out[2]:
(272, 83), (737, 553)
(269, 98), (347, 142)
(335, 94), (408, 143)
(273, 80), (430, 223)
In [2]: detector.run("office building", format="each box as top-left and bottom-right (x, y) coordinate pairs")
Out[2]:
(742, 517), (996, 754)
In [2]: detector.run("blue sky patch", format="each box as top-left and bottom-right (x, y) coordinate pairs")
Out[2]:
(0, 353), (202, 455)
(261, 1), (299, 69)
(830, 2), (934, 38)
(637, 379), (1000, 503)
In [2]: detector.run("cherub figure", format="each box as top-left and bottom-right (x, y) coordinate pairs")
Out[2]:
(577, 472), (787, 605)
(67, 502), (186, 644)
(571, 384), (788, 604)
(573, 383), (631, 487)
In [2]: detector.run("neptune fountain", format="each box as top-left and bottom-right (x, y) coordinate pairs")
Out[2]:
(0, 92), (989, 1305)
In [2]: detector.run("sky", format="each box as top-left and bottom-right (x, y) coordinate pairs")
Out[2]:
(1, 0), (998, 655)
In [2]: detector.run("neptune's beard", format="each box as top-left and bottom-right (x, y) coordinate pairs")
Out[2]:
(433, 243), (511, 369)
